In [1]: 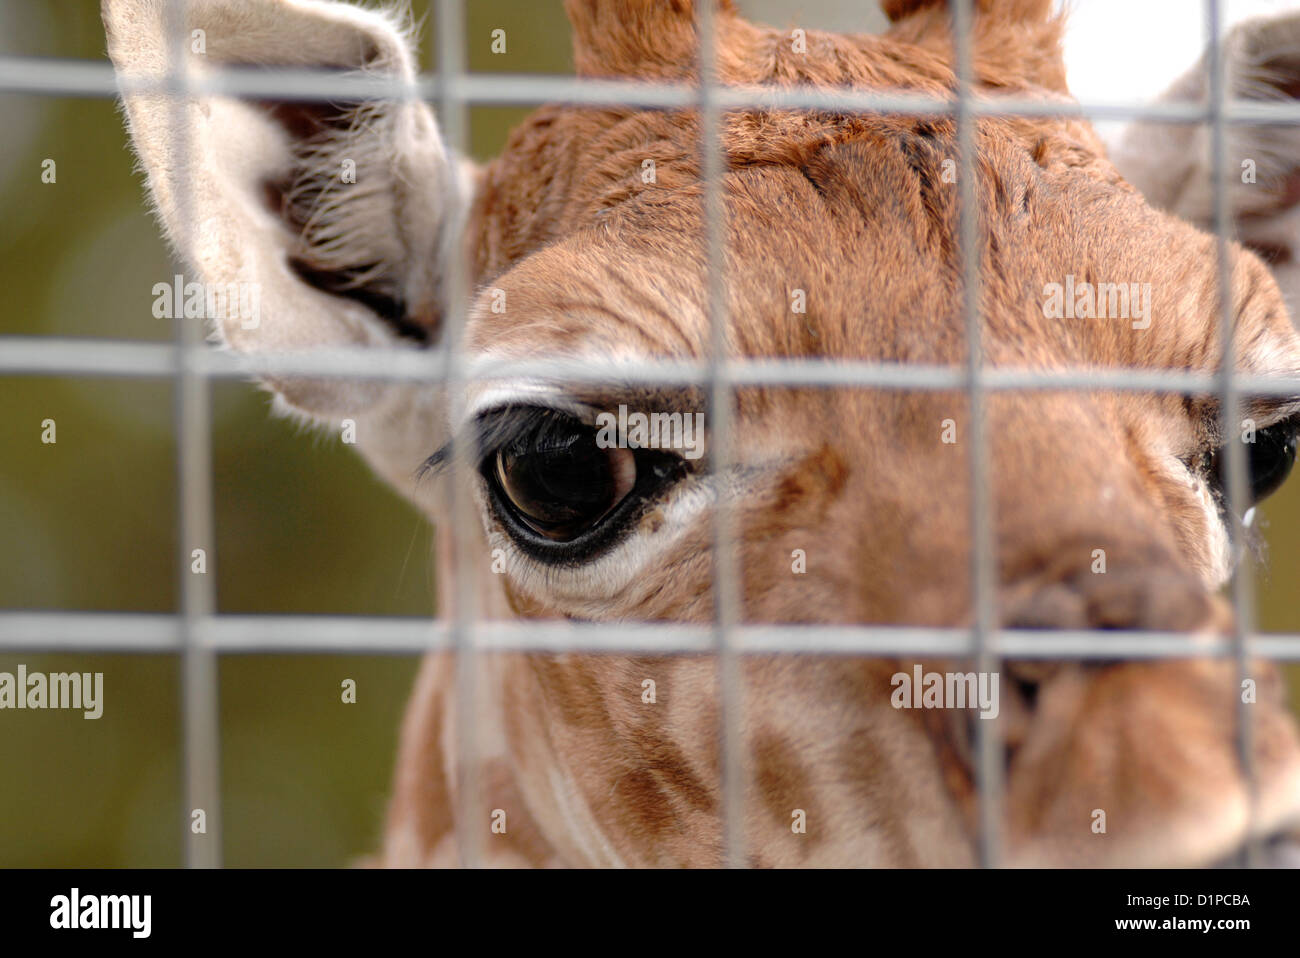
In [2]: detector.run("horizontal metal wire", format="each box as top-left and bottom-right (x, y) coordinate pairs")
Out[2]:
(5, 55), (1300, 125)
(5, 336), (1300, 395)
(2, 611), (1300, 659)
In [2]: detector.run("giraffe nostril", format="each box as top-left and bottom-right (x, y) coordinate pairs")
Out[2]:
(1083, 570), (1223, 632)
(1005, 660), (1060, 697)
(1003, 582), (1087, 630)
(1011, 671), (1040, 712)
(1002, 565), (1231, 635)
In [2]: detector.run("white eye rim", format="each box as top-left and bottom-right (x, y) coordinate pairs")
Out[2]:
(461, 381), (594, 433)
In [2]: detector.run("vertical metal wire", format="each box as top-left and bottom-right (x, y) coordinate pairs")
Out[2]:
(435, 0), (482, 869)
(951, 0), (1002, 867)
(164, 0), (222, 868)
(1205, 0), (1259, 868)
(697, 0), (746, 868)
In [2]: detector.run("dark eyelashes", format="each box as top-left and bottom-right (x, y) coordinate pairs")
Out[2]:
(416, 440), (454, 481)
(417, 406), (589, 481)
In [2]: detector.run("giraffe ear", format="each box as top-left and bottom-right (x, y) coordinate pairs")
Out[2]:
(103, 0), (476, 420)
(103, 0), (479, 508)
(1106, 11), (1300, 315)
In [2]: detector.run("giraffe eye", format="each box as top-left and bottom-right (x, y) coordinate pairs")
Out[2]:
(477, 407), (686, 559)
(1208, 416), (1299, 509)
(493, 418), (636, 541)
(1242, 419), (1298, 504)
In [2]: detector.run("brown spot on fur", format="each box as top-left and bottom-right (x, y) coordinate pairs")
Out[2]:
(836, 719), (921, 866)
(753, 730), (822, 849)
(610, 766), (677, 838)
(767, 443), (850, 529)
(633, 726), (718, 816)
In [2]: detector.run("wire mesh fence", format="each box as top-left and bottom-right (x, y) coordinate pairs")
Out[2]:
(1, 0), (1299, 868)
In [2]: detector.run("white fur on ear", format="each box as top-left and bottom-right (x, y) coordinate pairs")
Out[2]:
(104, 0), (476, 503)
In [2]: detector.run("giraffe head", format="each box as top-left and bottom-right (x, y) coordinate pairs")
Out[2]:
(105, 0), (1300, 865)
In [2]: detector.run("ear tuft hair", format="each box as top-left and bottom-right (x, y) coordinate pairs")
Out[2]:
(103, 0), (472, 372)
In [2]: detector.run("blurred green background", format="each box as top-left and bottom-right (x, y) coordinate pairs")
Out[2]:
(0, 0), (1296, 867)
